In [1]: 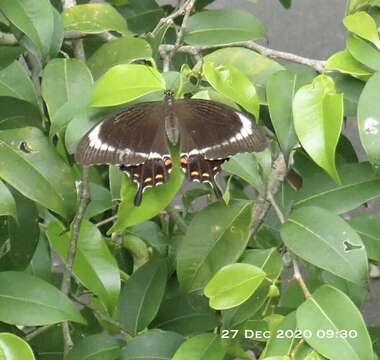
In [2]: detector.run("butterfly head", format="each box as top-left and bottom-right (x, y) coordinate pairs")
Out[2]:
(164, 89), (175, 103)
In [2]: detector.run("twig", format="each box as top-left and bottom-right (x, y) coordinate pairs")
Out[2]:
(249, 153), (287, 237)
(25, 324), (55, 341)
(159, 42), (326, 73)
(150, 0), (196, 38)
(292, 258), (311, 298)
(96, 214), (118, 228)
(167, 205), (188, 234)
(61, 167), (90, 353)
(174, 0), (195, 50)
(267, 192), (286, 225)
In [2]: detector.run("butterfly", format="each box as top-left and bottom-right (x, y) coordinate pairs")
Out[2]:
(75, 90), (267, 205)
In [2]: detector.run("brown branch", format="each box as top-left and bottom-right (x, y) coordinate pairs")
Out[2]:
(61, 167), (90, 354)
(160, 41), (326, 73)
(292, 258), (311, 298)
(150, 0), (196, 38)
(249, 153), (287, 237)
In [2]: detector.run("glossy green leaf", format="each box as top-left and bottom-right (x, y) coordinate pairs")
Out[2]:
(152, 292), (218, 336)
(7, 190), (39, 270)
(42, 58), (93, 134)
(347, 35), (380, 72)
(27, 235), (52, 283)
(0, 271), (85, 325)
(349, 214), (380, 262)
(344, 12), (380, 49)
(84, 183), (114, 219)
(203, 47), (284, 103)
(63, 3), (129, 35)
(109, 164), (183, 232)
(0, 47), (22, 70)
(185, 9), (264, 46)
(297, 285), (373, 360)
(91, 64), (165, 107)
(0, 180), (16, 219)
(172, 334), (225, 360)
(0, 0), (59, 59)
(281, 206), (368, 285)
(222, 152), (265, 194)
(241, 248), (283, 280)
(294, 162), (380, 214)
(65, 333), (121, 360)
(293, 75), (343, 183)
(262, 312), (296, 358)
(0, 333), (35, 360)
(267, 70), (298, 159)
(118, 259), (167, 335)
(177, 200), (252, 292)
(88, 37), (152, 79)
(0, 127), (76, 218)
(358, 72), (380, 167)
(204, 263), (265, 310)
(203, 61), (259, 117)
(326, 50), (373, 77)
(0, 61), (39, 107)
(121, 0), (164, 34)
(47, 220), (120, 313)
(0, 97), (42, 130)
(121, 330), (184, 360)
(335, 75), (364, 117)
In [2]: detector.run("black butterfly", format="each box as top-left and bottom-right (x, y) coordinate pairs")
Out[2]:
(75, 90), (267, 205)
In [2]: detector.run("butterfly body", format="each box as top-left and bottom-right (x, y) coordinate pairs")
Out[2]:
(75, 91), (267, 205)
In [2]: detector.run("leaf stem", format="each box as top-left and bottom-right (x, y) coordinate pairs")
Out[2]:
(167, 204), (188, 234)
(292, 258), (311, 298)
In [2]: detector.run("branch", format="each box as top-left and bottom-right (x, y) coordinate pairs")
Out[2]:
(292, 258), (311, 298)
(160, 41), (326, 73)
(150, 0), (196, 38)
(249, 153), (287, 236)
(60, 167), (90, 354)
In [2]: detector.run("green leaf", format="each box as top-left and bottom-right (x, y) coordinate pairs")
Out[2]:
(185, 9), (264, 46)
(281, 206), (368, 285)
(0, 0), (60, 59)
(335, 75), (364, 118)
(358, 72), (380, 167)
(172, 334), (225, 360)
(152, 292), (218, 336)
(347, 35), (380, 72)
(118, 259), (167, 335)
(0, 180), (16, 219)
(65, 333), (121, 360)
(0, 47), (22, 70)
(293, 162), (380, 214)
(0, 271), (85, 325)
(293, 75), (343, 183)
(203, 61), (259, 117)
(343, 11), (380, 49)
(267, 70), (299, 159)
(109, 164), (183, 232)
(47, 220), (120, 313)
(203, 47), (284, 103)
(121, 0), (164, 34)
(262, 312), (296, 358)
(241, 248), (283, 280)
(297, 285), (373, 360)
(222, 152), (266, 195)
(84, 183), (114, 219)
(121, 330), (184, 360)
(0, 61), (39, 108)
(0, 127), (76, 218)
(349, 214), (380, 262)
(63, 3), (129, 35)
(91, 64), (165, 107)
(177, 200), (252, 292)
(204, 263), (265, 310)
(0, 332), (35, 360)
(7, 190), (39, 270)
(87, 37), (153, 79)
(42, 58), (93, 134)
(326, 50), (373, 77)
(0, 97), (42, 130)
